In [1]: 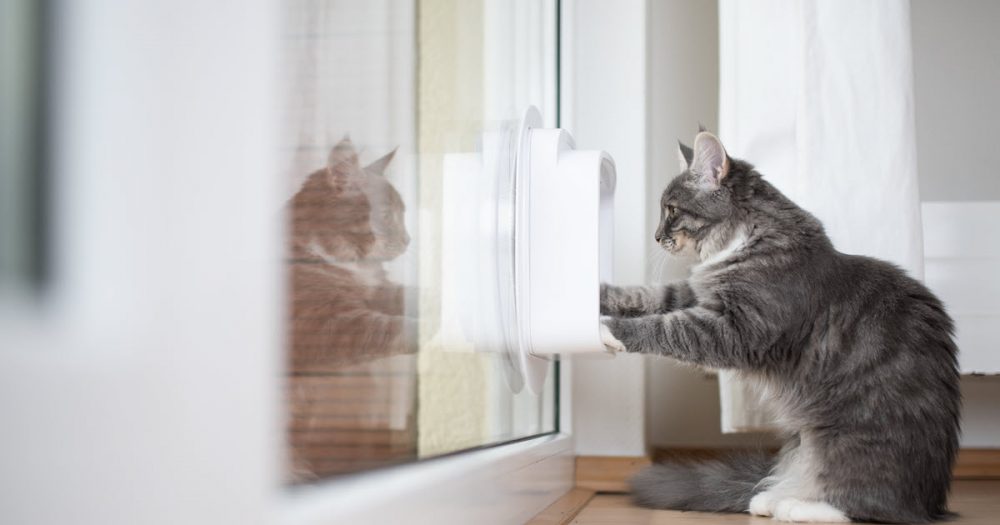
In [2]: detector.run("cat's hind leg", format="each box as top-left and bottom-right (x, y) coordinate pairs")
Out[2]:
(749, 486), (850, 521)
(748, 490), (777, 517)
(754, 434), (851, 522)
(772, 498), (849, 523)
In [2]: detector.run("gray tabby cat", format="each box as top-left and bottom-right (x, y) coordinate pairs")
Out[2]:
(600, 131), (961, 523)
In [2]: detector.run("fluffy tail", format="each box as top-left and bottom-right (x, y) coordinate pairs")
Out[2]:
(630, 451), (774, 513)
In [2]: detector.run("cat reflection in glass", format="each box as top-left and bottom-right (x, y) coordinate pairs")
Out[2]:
(286, 137), (415, 372)
(284, 138), (418, 481)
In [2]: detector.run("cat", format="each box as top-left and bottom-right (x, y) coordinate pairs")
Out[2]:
(600, 131), (961, 523)
(286, 136), (415, 372)
(285, 137), (418, 480)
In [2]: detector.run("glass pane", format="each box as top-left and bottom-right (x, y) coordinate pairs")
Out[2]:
(281, 0), (558, 482)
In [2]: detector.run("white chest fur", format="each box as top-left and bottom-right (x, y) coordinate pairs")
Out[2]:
(696, 230), (748, 270)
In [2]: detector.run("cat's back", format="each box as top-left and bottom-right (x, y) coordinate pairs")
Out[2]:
(832, 252), (951, 328)
(813, 252), (958, 381)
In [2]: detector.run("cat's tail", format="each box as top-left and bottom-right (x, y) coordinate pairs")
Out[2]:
(629, 451), (774, 513)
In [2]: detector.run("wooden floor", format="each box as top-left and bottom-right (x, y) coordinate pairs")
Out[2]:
(569, 481), (1000, 525)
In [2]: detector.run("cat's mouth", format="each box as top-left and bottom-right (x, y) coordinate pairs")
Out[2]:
(370, 240), (410, 260)
(659, 232), (693, 255)
(660, 238), (680, 253)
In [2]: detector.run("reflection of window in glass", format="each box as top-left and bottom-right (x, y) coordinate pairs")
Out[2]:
(281, 0), (557, 483)
(0, 0), (48, 291)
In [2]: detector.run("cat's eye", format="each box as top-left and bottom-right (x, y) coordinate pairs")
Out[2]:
(666, 205), (677, 217)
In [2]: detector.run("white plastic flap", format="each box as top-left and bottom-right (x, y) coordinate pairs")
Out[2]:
(438, 107), (617, 395)
(518, 127), (616, 358)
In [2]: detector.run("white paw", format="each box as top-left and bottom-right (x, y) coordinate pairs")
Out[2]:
(749, 491), (775, 517)
(599, 322), (626, 353)
(772, 498), (849, 523)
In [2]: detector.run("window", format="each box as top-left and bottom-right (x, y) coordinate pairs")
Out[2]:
(281, 0), (559, 482)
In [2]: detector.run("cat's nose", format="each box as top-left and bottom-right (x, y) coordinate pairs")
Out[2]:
(654, 231), (663, 243)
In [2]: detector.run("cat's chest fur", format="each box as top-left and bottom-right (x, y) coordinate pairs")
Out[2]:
(307, 236), (387, 289)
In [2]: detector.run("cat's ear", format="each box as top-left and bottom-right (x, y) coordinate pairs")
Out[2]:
(690, 131), (730, 190)
(328, 135), (360, 176)
(364, 147), (398, 176)
(677, 140), (694, 172)
(698, 122), (708, 133)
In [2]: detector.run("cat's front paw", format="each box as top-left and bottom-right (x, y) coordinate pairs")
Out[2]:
(600, 319), (627, 353)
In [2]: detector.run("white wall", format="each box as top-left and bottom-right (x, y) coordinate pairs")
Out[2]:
(912, 0), (1000, 202)
(911, 0), (1000, 447)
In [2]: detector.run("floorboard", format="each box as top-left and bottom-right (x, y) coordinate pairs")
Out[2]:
(570, 480), (1000, 525)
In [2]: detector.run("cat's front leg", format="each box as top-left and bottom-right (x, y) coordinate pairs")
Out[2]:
(600, 282), (695, 318)
(601, 306), (764, 369)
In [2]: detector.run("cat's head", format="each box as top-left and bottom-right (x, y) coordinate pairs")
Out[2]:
(290, 137), (409, 262)
(655, 130), (747, 260)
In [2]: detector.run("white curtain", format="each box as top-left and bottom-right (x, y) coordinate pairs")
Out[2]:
(717, 0), (923, 432)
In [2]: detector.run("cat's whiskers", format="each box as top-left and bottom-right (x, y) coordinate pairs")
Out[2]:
(646, 246), (670, 284)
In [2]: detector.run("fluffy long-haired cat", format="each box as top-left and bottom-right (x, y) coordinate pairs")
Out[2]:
(285, 137), (417, 480)
(600, 131), (961, 523)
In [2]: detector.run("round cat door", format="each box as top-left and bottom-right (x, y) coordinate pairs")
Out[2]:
(440, 106), (617, 395)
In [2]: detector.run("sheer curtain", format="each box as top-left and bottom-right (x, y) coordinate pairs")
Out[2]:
(717, 0), (922, 432)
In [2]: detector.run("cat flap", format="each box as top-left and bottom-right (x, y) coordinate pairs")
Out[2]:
(439, 106), (617, 396)
(519, 123), (617, 362)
